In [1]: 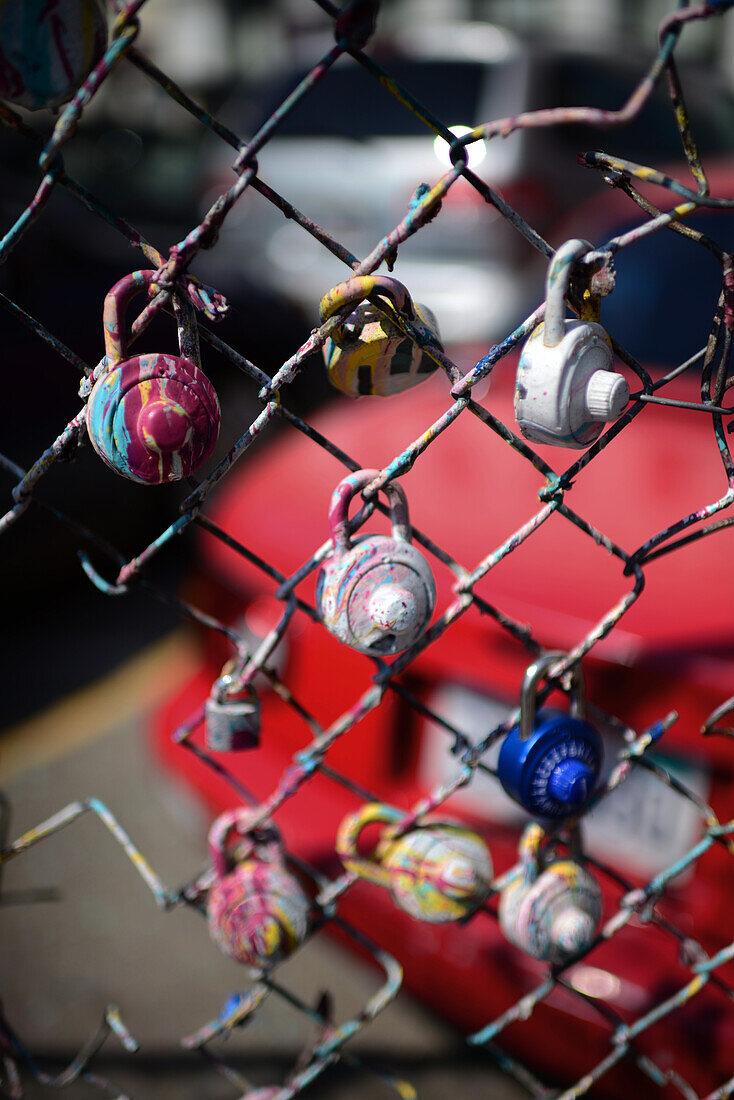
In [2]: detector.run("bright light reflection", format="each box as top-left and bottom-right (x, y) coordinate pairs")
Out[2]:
(433, 125), (487, 171)
(568, 966), (622, 1001)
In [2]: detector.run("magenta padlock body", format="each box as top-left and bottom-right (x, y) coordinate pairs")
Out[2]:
(206, 809), (310, 970)
(0, 0), (107, 111)
(316, 470), (435, 656)
(86, 271), (220, 484)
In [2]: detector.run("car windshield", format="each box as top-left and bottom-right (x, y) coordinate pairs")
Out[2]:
(260, 58), (491, 138)
(599, 210), (734, 368)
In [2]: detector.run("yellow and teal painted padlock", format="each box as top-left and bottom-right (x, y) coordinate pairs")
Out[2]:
(320, 275), (442, 397)
(336, 802), (493, 923)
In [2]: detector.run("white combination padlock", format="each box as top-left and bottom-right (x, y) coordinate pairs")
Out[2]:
(515, 239), (629, 449)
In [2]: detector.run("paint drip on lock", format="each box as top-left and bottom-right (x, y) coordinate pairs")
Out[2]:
(499, 823), (602, 964)
(498, 652), (603, 818)
(85, 270), (220, 484)
(206, 808), (310, 970)
(316, 469), (435, 656)
(336, 802), (493, 923)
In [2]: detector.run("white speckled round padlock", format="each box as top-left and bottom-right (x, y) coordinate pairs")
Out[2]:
(499, 823), (602, 965)
(316, 469), (435, 656)
(515, 239), (629, 449)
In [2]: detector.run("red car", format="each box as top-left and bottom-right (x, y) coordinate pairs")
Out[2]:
(154, 173), (734, 1096)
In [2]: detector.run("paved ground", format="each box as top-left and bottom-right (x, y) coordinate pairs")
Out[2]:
(0, 634), (525, 1100)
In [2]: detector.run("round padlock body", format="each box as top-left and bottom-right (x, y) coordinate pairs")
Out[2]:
(86, 353), (220, 484)
(324, 300), (441, 397)
(316, 534), (435, 655)
(379, 825), (493, 923)
(0, 0), (107, 110)
(515, 321), (627, 449)
(205, 692), (261, 752)
(498, 709), (603, 818)
(499, 860), (602, 963)
(207, 861), (309, 969)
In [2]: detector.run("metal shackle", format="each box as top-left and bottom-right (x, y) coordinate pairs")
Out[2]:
(0, 0), (108, 111)
(336, 802), (493, 923)
(519, 651), (585, 741)
(320, 274), (417, 326)
(328, 468), (411, 553)
(206, 808), (310, 970)
(320, 274), (441, 398)
(85, 270), (221, 484)
(543, 239), (596, 348)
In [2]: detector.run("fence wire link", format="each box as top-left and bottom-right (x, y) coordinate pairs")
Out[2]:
(2, 0), (734, 1096)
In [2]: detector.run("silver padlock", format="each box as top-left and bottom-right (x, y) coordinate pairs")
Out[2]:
(316, 469), (436, 656)
(499, 822), (602, 964)
(205, 660), (261, 752)
(320, 275), (442, 397)
(515, 239), (629, 448)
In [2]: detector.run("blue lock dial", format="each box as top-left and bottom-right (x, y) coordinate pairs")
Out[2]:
(498, 709), (603, 818)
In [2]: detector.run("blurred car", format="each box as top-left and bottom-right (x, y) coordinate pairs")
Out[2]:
(202, 28), (734, 346)
(154, 162), (734, 1096)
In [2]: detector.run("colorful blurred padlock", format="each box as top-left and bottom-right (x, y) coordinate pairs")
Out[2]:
(498, 822), (602, 964)
(85, 270), (221, 484)
(336, 802), (493, 923)
(316, 469), (436, 656)
(206, 807), (310, 970)
(0, 0), (108, 111)
(205, 659), (261, 752)
(320, 274), (442, 397)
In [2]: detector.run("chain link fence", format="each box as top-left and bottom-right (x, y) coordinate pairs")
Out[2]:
(2, 0), (734, 1096)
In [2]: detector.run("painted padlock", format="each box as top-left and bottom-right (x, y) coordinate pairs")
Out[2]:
(320, 275), (442, 397)
(205, 659), (261, 752)
(206, 808), (310, 970)
(0, 0), (107, 111)
(316, 469), (435, 656)
(86, 270), (221, 484)
(336, 802), (493, 923)
(498, 652), (603, 819)
(499, 822), (602, 964)
(515, 238), (628, 448)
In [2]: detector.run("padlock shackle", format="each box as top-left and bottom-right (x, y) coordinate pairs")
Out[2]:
(319, 275), (416, 325)
(336, 802), (405, 889)
(543, 239), (594, 348)
(519, 651), (586, 741)
(102, 269), (199, 368)
(328, 469), (411, 552)
(208, 807), (282, 879)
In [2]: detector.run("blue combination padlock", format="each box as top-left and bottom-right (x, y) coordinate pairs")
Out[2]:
(498, 652), (602, 818)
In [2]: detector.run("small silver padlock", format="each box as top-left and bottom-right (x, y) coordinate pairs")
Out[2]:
(320, 275), (442, 397)
(499, 822), (602, 964)
(205, 659), (261, 752)
(515, 239), (629, 448)
(316, 469), (436, 656)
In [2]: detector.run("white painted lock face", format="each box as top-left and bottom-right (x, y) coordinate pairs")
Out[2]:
(515, 320), (628, 450)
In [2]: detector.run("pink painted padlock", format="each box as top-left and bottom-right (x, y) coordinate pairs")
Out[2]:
(499, 823), (602, 964)
(336, 802), (493, 923)
(206, 808), (310, 970)
(316, 469), (435, 656)
(0, 0), (107, 111)
(86, 270), (221, 484)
